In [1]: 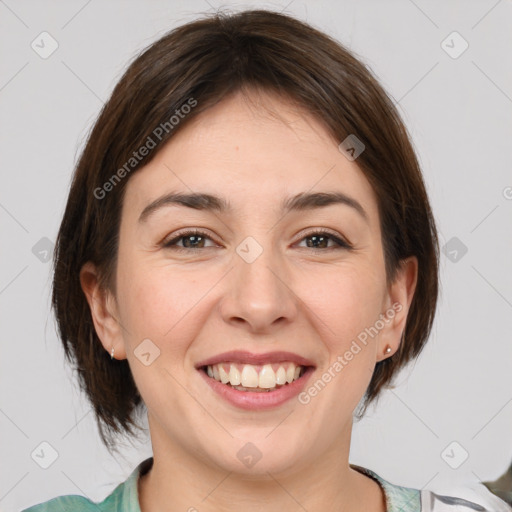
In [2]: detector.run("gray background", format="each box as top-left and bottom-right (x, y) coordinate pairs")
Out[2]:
(1, 0), (511, 510)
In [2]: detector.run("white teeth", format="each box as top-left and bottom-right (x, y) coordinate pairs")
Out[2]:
(228, 364), (241, 385)
(219, 365), (230, 384)
(258, 364), (276, 389)
(275, 366), (287, 385)
(204, 362), (306, 390)
(241, 365), (259, 388)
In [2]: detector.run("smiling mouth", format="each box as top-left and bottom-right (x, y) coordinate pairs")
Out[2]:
(199, 362), (311, 392)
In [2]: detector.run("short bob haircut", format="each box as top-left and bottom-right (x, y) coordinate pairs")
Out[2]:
(52, 8), (439, 454)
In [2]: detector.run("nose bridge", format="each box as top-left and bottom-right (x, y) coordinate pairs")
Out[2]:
(224, 233), (297, 330)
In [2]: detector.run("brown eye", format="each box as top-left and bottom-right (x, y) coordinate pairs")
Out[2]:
(163, 230), (216, 251)
(297, 230), (352, 251)
(162, 228), (352, 253)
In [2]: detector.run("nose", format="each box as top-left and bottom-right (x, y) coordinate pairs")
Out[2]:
(220, 240), (299, 334)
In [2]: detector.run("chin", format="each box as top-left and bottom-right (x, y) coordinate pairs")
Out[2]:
(203, 436), (310, 477)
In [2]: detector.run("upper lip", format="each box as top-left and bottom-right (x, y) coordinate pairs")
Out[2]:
(195, 350), (316, 369)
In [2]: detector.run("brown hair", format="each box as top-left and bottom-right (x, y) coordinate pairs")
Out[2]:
(52, 8), (439, 454)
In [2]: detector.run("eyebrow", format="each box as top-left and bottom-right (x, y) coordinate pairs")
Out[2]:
(138, 190), (369, 223)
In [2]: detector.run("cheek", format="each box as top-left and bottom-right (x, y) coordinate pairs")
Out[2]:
(300, 266), (383, 400)
(302, 264), (384, 346)
(116, 262), (213, 350)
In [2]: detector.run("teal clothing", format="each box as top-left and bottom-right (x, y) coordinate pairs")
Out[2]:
(21, 457), (509, 511)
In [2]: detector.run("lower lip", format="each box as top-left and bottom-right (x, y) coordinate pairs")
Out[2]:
(197, 366), (315, 410)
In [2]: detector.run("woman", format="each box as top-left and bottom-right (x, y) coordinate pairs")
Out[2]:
(21, 8), (511, 512)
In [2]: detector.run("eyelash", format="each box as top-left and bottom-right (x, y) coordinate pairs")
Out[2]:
(162, 228), (353, 253)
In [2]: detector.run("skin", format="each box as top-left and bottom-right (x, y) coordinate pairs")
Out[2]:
(81, 89), (417, 512)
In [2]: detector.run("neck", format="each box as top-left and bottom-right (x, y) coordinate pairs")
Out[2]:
(138, 417), (385, 512)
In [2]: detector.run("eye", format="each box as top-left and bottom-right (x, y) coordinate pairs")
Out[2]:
(162, 228), (353, 253)
(296, 229), (353, 252)
(162, 229), (217, 251)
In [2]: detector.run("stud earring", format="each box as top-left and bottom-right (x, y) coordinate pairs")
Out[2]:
(384, 345), (392, 355)
(111, 346), (115, 360)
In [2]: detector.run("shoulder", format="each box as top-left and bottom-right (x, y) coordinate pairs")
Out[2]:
(420, 482), (512, 512)
(21, 494), (103, 512)
(352, 465), (512, 511)
(20, 457), (152, 512)
(354, 465), (421, 511)
(21, 485), (127, 512)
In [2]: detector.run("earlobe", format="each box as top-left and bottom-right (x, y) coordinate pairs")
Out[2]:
(79, 262), (126, 359)
(377, 256), (418, 361)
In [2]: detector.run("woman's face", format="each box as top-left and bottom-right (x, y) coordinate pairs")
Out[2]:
(84, 89), (416, 476)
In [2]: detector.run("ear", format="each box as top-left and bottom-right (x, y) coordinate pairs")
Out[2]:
(79, 262), (127, 360)
(376, 256), (418, 362)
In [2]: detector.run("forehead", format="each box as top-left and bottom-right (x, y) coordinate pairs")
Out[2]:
(123, 90), (379, 224)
